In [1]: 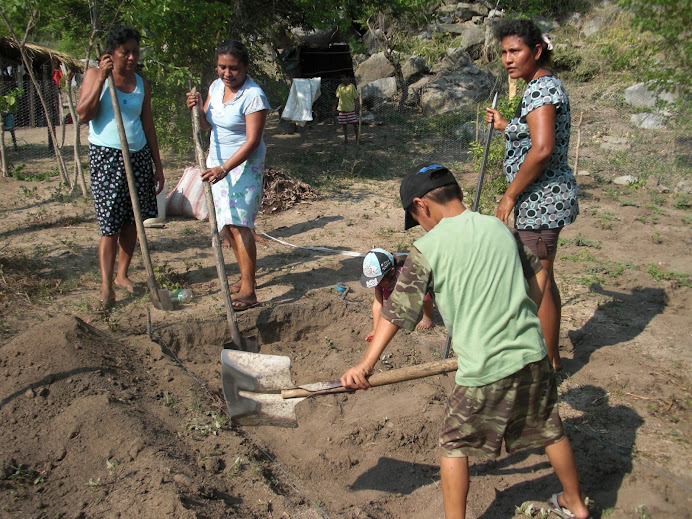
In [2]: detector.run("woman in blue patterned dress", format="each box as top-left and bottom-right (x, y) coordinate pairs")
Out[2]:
(485, 19), (579, 371)
(186, 40), (270, 310)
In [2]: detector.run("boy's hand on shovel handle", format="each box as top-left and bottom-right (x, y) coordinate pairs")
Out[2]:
(341, 361), (374, 390)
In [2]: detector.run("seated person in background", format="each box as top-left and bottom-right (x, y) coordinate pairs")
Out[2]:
(361, 248), (435, 342)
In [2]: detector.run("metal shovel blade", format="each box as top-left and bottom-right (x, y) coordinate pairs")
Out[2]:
(221, 349), (302, 427)
(221, 350), (458, 428)
(154, 288), (174, 311)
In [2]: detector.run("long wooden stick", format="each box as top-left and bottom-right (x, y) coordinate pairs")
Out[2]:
(472, 91), (498, 213)
(61, 63), (88, 196)
(281, 358), (458, 399)
(573, 110), (584, 176)
(106, 73), (167, 309)
(189, 85), (242, 348)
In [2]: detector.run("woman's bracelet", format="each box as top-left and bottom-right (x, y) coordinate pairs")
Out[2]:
(220, 163), (230, 174)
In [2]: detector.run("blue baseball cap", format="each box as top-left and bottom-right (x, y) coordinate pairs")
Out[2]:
(361, 248), (395, 288)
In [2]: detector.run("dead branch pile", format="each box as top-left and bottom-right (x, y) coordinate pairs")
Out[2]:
(260, 168), (318, 214)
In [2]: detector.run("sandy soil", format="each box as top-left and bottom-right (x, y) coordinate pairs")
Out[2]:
(1, 84), (691, 518)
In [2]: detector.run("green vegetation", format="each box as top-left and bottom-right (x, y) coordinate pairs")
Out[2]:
(647, 264), (692, 287)
(565, 234), (602, 249)
(619, 0), (691, 99)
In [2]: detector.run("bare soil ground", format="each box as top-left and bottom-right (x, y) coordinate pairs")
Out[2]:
(1, 82), (691, 519)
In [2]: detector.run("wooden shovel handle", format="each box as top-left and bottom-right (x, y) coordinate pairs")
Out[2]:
(106, 73), (162, 306)
(281, 357), (457, 399)
(189, 85), (242, 347)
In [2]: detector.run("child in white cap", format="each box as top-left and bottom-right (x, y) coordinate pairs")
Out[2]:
(361, 248), (435, 342)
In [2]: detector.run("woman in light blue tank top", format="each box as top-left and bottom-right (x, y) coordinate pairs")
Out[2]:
(186, 40), (270, 310)
(77, 26), (165, 309)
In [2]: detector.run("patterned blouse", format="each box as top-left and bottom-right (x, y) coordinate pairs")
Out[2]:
(504, 75), (579, 230)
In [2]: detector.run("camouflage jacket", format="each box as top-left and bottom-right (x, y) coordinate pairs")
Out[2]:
(381, 228), (542, 331)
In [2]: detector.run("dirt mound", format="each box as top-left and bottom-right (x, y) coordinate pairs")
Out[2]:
(0, 315), (289, 518)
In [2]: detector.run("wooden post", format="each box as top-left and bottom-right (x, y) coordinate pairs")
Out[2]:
(28, 75), (36, 127)
(508, 76), (517, 100)
(573, 111), (584, 176)
(0, 118), (6, 177)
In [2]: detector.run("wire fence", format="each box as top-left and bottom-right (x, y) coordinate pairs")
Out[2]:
(2, 75), (498, 186)
(261, 76), (493, 181)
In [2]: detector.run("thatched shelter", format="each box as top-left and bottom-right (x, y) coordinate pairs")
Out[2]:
(0, 37), (84, 74)
(1, 37), (84, 129)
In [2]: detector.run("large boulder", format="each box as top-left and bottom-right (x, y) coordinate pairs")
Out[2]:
(631, 113), (666, 130)
(580, 3), (620, 37)
(406, 75), (435, 106)
(624, 82), (677, 112)
(355, 52), (395, 87)
(439, 2), (488, 21)
(422, 48), (495, 113)
(435, 21), (485, 57)
(361, 77), (398, 109)
(402, 55), (428, 84)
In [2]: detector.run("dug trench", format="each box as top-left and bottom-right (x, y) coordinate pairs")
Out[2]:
(1, 298), (689, 518)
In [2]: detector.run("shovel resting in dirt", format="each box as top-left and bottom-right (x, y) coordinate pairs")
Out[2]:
(189, 84), (257, 352)
(221, 350), (458, 427)
(106, 73), (172, 311)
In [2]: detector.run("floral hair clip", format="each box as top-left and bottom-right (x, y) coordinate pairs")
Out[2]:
(542, 34), (554, 51)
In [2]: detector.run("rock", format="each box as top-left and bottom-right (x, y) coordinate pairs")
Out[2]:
(567, 12), (584, 26)
(355, 52), (395, 87)
(657, 184), (670, 194)
(631, 113), (666, 130)
(362, 28), (382, 55)
(624, 82), (677, 112)
(421, 48), (495, 113)
(290, 27), (335, 48)
(401, 55), (428, 84)
(533, 16), (558, 32)
(406, 75), (434, 106)
(435, 21), (485, 56)
(361, 112), (375, 124)
(439, 2), (488, 21)
(576, 170), (591, 177)
(613, 175), (638, 186)
(361, 77), (398, 108)
(600, 136), (630, 151)
(675, 180), (692, 195)
(417, 28), (433, 40)
(580, 3), (620, 37)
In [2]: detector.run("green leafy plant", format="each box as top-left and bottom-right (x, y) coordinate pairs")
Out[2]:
(0, 88), (24, 115)
(647, 264), (692, 287)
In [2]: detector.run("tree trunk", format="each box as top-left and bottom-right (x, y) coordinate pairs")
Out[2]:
(61, 64), (87, 195)
(394, 63), (407, 111)
(0, 127), (6, 177)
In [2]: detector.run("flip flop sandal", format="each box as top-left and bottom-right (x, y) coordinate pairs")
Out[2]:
(231, 298), (260, 311)
(547, 494), (592, 519)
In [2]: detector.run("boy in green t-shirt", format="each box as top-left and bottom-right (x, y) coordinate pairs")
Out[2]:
(333, 73), (359, 143)
(341, 164), (590, 519)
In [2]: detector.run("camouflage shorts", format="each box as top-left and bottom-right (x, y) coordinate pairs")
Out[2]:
(439, 357), (564, 458)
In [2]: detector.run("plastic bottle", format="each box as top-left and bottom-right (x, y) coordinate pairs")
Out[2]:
(170, 289), (192, 303)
